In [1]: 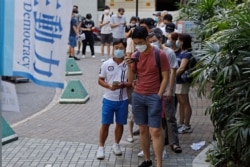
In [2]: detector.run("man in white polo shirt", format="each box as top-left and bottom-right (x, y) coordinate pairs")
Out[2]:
(96, 39), (132, 160)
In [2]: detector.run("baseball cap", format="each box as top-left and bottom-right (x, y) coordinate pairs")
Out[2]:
(152, 12), (161, 16)
(144, 18), (155, 29)
(165, 22), (176, 33)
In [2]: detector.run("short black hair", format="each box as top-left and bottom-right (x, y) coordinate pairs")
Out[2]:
(163, 14), (173, 22)
(131, 26), (148, 40)
(103, 5), (110, 10)
(118, 8), (125, 13)
(86, 13), (92, 19)
(113, 39), (127, 48)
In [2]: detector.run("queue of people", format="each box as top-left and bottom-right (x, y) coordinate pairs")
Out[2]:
(69, 5), (195, 167)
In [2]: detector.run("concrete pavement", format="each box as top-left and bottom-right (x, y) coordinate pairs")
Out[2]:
(2, 46), (213, 167)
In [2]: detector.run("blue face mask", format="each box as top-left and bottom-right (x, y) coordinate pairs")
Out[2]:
(114, 49), (124, 58)
(151, 41), (161, 48)
(176, 40), (180, 48)
(154, 17), (159, 23)
(166, 40), (172, 47)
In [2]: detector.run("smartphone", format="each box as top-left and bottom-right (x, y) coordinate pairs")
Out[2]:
(112, 81), (120, 86)
(130, 57), (138, 63)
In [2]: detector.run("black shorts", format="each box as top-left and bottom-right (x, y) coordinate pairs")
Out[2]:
(100, 33), (113, 44)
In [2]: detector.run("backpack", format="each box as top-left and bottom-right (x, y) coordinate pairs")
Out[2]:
(101, 12), (113, 23)
(180, 52), (197, 83)
(135, 47), (162, 81)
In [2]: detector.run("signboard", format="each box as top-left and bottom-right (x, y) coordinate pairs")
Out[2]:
(1, 0), (72, 89)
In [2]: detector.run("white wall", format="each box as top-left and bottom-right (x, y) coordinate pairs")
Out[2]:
(72, 0), (98, 24)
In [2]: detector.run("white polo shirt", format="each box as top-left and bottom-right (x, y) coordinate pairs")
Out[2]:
(99, 58), (128, 101)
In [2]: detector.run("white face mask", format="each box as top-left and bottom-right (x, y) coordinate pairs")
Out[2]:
(135, 44), (147, 52)
(104, 9), (110, 14)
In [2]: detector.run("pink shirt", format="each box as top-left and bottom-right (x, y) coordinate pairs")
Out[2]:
(131, 47), (170, 95)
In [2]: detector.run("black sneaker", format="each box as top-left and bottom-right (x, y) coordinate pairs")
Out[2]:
(138, 160), (152, 167)
(73, 56), (80, 61)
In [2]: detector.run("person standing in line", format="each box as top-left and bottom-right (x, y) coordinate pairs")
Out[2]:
(126, 26), (170, 167)
(96, 39), (132, 160)
(124, 16), (138, 143)
(99, 5), (113, 62)
(163, 14), (176, 38)
(68, 8), (80, 61)
(73, 5), (83, 55)
(81, 13), (95, 58)
(148, 28), (182, 154)
(110, 8), (126, 44)
(175, 33), (193, 134)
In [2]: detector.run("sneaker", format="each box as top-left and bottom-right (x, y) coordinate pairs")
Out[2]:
(101, 58), (105, 62)
(73, 56), (80, 61)
(96, 147), (105, 160)
(138, 160), (153, 167)
(177, 123), (184, 128)
(178, 124), (192, 134)
(92, 55), (96, 58)
(162, 149), (167, 159)
(127, 136), (134, 143)
(137, 149), (153, 157)
(82, 55), (85, 58)
(76, 50), (80, 55)
(112, 143), (122, 156)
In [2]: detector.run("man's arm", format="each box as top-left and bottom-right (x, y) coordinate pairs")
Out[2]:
(166, 68), (176, 100)
(158, 71), (169, 98)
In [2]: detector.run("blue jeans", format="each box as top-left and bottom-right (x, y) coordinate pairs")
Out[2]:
(132, 92), (162, 128)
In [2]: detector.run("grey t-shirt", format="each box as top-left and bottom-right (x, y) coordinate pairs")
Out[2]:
(99, 14), (112, 34)
(110, 14), (126, 39)
(163, 47), (179, 96)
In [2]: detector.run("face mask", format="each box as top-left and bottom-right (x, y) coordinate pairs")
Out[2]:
(166, 40), (172, 47)
(154, 17), (159, 23)
(135, 44), (147, 52)
(176, 40), (180, 48)
(104, 9), (110, 14)
(151, 41), (160, 48)
(114, 49), (124, 58)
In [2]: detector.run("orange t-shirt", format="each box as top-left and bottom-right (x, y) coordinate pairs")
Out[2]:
(131, 47), (170, 95)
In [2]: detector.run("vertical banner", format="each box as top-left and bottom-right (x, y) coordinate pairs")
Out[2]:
(2, 0), (72, 88)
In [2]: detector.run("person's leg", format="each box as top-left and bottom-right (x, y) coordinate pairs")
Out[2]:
(177, 94), (185, 124)
(99, 124), (110, 146)
(164, 96), (182, 153)
(132, 92), (151, 161)
(183, 94), (192, 126)
(147, 94), (163, 167)
(139, 125), (151, 160)
(82, 39), (87, 56)
(77, 40), (81, 54)
(89, 35), (95, 56)
(150, 127), (164, 166)
(114, 123), (123, 144)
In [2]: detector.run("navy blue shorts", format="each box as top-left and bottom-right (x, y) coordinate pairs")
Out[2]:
(132, 92), (162, 128)
(68, 36), (77, 47)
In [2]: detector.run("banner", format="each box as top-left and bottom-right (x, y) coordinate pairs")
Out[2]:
(1, 0), (72, 88)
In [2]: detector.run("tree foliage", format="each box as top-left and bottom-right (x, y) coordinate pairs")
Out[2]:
(179, 0), (250, 166)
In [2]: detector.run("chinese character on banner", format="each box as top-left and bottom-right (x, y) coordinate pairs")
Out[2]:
(6, 0), (72, 88)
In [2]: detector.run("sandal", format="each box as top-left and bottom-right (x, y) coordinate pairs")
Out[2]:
(171, 145), (182, 153)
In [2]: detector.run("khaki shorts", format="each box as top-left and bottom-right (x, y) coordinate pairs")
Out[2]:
(127, 104), (134, 122)
(126, 38), (135, 53)
(175, 83), (191, 94)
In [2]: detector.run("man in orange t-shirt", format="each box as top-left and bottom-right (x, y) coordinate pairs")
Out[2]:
(125, 26), (170, 167)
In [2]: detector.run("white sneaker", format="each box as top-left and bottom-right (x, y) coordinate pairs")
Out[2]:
(162, 149), (167, 159)
(137, 148), (153, 157)
(127, 136), (134, 143)
(92, 55), (96, 58)
(178, 124), (192, 134)
(96, 147), (105, 160)
(112, 143), (122, 156)
(82, 55), (85, 58)
(101, 58), (105, 62)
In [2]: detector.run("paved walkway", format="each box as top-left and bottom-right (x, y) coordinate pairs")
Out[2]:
(2, 46), (213, 167)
